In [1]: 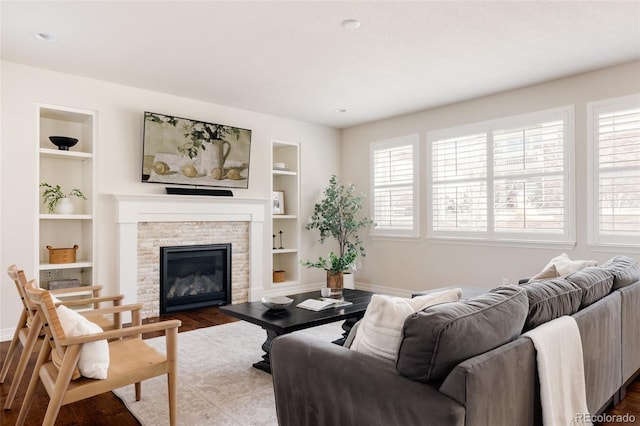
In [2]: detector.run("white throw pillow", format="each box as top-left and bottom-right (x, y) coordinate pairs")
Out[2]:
(56, 305), (109, 379)
(556, 259), (598, 276)
(350, 288), (462, 363)
(529, 253), (598, 282)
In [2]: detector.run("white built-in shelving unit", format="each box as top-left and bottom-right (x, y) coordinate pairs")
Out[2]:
(36, 104), (97, 295)
(271, 140), (300, 286)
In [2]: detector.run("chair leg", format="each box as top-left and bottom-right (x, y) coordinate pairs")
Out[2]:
(15, 333), (51, 426)
(41, 345), (81, 426)
(167, 327), (178, 426)
(4, 316), (42, 409)
(0, 310), (27, 383)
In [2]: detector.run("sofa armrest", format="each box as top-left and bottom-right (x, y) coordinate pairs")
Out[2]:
(271, 333), (465, 426)
(439, 338), (540, 426)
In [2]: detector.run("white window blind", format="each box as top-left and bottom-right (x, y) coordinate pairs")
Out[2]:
(431, 134), (487, 232)
(428, 106), (574, 244)
(371, 135), (419, 237)
(493, 120), (565, 234)
(588, 95), (640, 247)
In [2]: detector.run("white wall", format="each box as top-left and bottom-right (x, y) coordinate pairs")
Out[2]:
(0, 61), (341, 335)
(342, 61), (640, 295)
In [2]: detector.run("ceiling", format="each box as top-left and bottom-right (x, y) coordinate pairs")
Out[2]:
(2, 1), (639, 129)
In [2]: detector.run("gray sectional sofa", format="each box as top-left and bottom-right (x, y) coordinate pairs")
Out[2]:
(271, 255), (640, 426)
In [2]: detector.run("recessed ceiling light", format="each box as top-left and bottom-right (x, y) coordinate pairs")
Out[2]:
(341, 19), (361, 30)
(33, 32), (57, 42)
(335, 108), (348, 113)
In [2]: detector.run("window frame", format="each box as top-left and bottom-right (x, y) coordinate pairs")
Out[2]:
(370, 134), (420, 238)
(427, 106), (575, 247)
(587, 94), (640, 251)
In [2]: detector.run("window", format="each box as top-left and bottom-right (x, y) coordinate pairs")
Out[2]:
(431, 132), (487, 234)
(588, 94), (640, 248)
(427, 106), (574, 245)
(371, 134), (419, 237)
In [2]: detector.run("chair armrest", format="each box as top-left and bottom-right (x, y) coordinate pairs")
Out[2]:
(51, 285), (103, 295)
(59, 295), (124, 307)
(58, 319), (181, 346)
(271, 334), (464, 426)
(77, 303), (143, 317)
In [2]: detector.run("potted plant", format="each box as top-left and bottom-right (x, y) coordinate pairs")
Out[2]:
(301, 175), (374, 296)
(40, 183), (87, 214)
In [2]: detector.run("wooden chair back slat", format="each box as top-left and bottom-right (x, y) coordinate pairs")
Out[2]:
(7, 265), (36, 319)
(24, 280), (69, 365)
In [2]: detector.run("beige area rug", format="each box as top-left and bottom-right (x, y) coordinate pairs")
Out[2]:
(112, 320), (344, 426)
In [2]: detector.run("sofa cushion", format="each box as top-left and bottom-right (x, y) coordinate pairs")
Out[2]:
(601, 255), (640, 290)
(349, 288), (462, 363)
(521, 278), (582, 331)
(565, 267), (614, 308)
(396, 285), (528, 383)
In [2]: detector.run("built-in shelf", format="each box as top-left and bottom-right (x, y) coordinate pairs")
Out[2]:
(271, 140), (301, 285)
(37, 103), (97, 295)
(272, 248), (298, 254)
(272, 169), (297, 176)
(273, 214), (297, 220)
(39, 261), (93, 270)
(40, 214), (93, 220)
(40, 148), (93, 159)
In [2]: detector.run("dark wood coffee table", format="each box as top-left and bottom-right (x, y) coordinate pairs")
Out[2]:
(220, 289), (374, 373)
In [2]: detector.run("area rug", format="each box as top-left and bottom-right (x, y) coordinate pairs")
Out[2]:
(112, 320), (344, 426)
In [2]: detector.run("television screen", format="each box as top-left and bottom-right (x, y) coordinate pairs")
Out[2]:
(142, 111), (251, 189)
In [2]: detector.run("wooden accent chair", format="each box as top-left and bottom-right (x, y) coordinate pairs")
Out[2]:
(0, 264), (125, 409)
(16, 279), (181, 426)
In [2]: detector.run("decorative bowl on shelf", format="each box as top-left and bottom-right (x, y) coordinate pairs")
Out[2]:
(49, 136), (78, 151)
(261, 296), (293, 310)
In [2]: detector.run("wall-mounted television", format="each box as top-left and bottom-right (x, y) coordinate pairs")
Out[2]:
(141, 111), (252, 189)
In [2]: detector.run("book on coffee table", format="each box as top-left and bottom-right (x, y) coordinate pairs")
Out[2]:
(296, 298), (354, 312)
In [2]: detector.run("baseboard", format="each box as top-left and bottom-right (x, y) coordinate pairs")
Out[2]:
(354, 282), (413, 298)
(262, 282), (321, 298)
(0, 327), (15, 342)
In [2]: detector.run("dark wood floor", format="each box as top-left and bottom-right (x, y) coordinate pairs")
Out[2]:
(0, 306), (237, 426)
(1, 306), (639, 425)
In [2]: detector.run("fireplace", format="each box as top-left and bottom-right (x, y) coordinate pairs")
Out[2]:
(159, 243), (231, 314)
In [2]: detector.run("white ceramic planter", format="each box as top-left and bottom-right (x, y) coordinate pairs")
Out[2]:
(54, 198), (74, 215)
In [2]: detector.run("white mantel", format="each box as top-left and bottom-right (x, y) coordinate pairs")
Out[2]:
(114, 194), (269, 310)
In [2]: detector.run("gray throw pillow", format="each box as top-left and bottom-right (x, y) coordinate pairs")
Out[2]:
(396, 285), (528, 383)
(601, 255), (640, 290)
(565, 267), (614, 308)
(521, 278), (582, 331)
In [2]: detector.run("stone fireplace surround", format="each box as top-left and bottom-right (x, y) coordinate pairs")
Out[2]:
(114, 194), (267, 319)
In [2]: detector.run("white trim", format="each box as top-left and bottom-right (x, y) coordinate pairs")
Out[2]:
(427, 236), (576, 251)
(354, 282), (414, 298)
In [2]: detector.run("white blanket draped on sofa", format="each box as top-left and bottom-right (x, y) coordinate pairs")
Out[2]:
(523, 315), (591, 426)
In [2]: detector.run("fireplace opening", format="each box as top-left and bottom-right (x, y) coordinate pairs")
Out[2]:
(160, 243), (231, 314)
